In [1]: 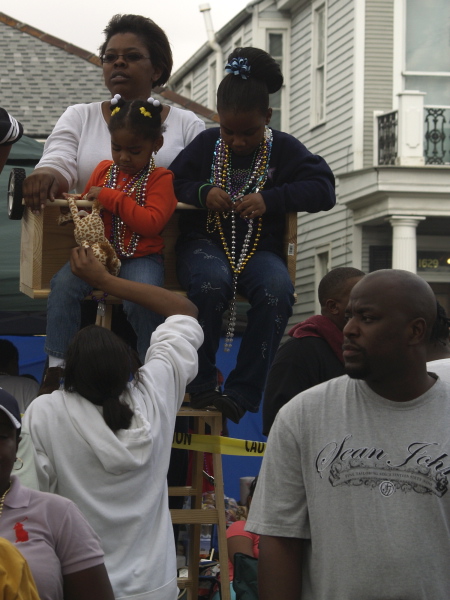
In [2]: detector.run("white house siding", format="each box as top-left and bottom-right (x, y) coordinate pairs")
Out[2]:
(363, 0), (394, 167)
(171, 20), (253, 111)
(288, 0), (357, 324)
(194, 68), (209, 108)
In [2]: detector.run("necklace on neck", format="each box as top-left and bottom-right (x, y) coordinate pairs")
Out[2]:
(0, 481), (11, 520)
(207, 126), (273, 351)
(103, 159), (156, 258)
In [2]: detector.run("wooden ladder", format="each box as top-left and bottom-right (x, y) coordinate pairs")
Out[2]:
(170, 406), (230, 600)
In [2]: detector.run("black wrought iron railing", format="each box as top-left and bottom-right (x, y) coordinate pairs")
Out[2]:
(424, 106), (450, 165)
(377, 106), (450, 166)
(377, 111), (398, 165)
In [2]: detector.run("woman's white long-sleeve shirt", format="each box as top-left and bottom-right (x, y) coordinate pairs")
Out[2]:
(36, 102), (205, 192)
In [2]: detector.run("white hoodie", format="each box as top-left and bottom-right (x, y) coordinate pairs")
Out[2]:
(24, 315), (203, 600)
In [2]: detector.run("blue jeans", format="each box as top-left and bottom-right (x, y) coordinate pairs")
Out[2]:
(45, 254), (164, 363)
(176, 238), (295, 412)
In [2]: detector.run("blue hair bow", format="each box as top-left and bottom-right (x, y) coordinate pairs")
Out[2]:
(225, 57), (251, 79)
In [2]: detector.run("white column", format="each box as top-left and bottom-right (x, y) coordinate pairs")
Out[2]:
(388, 216), (426, 273)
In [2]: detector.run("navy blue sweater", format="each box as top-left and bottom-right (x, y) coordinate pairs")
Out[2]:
(169, 127), (336, 258)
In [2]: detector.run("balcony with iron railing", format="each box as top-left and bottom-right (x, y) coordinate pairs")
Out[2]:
(375, 91), (450, 167)
(339, 89), (450, 233)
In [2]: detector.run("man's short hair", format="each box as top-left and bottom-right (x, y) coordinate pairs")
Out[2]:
(318, 267), (365, 306)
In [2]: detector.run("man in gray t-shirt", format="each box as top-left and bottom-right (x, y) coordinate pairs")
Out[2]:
(247, 269), (450, 600)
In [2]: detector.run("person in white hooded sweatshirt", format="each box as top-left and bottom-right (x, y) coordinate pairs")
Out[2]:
(23, 246), (203, 600)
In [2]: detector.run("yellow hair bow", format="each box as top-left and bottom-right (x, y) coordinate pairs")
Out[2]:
(111, 107), (121, 116)
(140, 107), (152, 118)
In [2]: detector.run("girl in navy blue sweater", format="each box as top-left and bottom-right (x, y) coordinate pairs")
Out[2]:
(169, 47), (336, 424)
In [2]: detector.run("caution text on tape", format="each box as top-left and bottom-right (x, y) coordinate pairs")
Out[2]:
(172, 432), (266, 456)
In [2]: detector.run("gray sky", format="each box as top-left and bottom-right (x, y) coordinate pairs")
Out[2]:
(5, 1), (250, 73)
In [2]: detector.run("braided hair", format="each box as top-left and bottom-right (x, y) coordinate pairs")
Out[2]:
(108, 95), (164, 141)
(217, 47), (283, 116)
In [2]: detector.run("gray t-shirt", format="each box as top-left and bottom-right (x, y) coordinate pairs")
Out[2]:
(247, 375), (450, 599)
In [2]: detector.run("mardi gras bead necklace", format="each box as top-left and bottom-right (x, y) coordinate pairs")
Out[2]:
(103, 158), (156, 258)
(208, 126), (273, 350)
(0, 482), (11, 520)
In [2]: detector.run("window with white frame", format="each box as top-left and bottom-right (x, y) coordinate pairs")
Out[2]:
(404, 0), (450, 104)
(312, 2), (326, 126)
(268, 32), (284, 130)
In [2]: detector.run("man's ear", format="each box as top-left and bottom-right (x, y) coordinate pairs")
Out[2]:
(325, 298), (339, 315)
(408, 317), (427, 345)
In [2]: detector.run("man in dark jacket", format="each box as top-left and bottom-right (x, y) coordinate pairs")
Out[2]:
(263, 266), (364, 435)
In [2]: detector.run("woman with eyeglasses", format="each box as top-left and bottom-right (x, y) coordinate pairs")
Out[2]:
(22, 14), (203, 372)
(23, 13), (204, 212)
(23, 14), (203, 387)
(23, 15), (205, 212)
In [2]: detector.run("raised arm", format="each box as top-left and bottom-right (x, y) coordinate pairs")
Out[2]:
(70, 246), (198, 319)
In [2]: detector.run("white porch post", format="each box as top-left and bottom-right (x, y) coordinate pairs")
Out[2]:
(396, 91), (426, 166)
(388, 216), (426, 273)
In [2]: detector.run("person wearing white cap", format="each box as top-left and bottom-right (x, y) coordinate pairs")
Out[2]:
(0, 107), (23, 173)
(0, 388), (115, 600)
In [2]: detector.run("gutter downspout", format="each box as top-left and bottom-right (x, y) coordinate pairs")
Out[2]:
(199, 4), (223, 97)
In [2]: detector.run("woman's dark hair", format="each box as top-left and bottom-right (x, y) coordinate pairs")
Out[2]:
(100, 14), (173, 87)
(430, 301), (450, 345)
(217, 47), (283, 116)
(64, 325), (140, 432)
(109, 98), (164, 141)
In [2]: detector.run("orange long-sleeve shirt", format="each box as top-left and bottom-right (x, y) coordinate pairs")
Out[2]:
(83, 160), (177, 257)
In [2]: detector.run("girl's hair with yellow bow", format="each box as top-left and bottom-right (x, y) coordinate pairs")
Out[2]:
(109, 95), (165, 140)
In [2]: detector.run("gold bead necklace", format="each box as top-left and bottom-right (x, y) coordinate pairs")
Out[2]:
(209, 126), (273, 350)
(0, 481), (12, 520)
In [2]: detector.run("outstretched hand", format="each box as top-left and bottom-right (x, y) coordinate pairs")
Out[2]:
(70, 246), (108, 289)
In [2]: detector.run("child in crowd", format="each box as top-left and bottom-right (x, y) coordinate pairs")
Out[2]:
(169, 47), (336, 423)
(41, 96), (177, 392)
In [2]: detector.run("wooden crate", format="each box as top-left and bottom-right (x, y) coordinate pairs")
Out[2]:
(20, 203), (297, 299)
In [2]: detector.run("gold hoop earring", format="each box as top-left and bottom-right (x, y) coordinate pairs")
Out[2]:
(14, 457), (24, 471)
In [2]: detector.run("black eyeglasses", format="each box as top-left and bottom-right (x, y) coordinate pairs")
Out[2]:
(101, 52), (151, 64)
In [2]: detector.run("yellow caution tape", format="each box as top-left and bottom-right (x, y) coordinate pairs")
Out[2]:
(172, 432), (266, 456)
